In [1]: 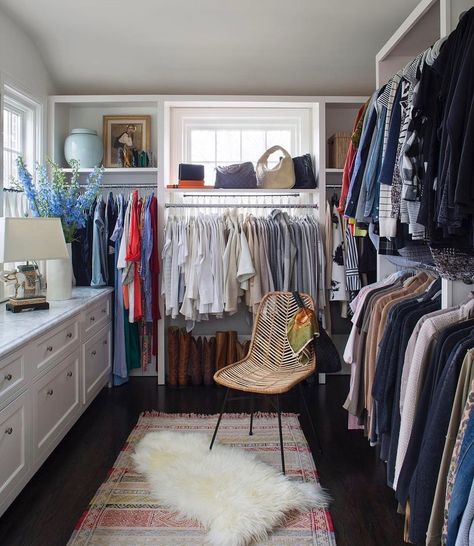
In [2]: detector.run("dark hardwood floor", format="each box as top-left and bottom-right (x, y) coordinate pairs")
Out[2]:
(0, 376), (406, 546)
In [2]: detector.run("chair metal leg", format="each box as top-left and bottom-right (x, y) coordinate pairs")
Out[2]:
(249, 394), (255, 436)
(298, 382), (323, 454)
(209, 388), (229, 450)
(276, 394), (286, 475)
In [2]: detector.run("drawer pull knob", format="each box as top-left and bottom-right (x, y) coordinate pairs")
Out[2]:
(46, 346), (53, 352)
(103, 340), (108, 346)
(4, 373), (13, 381)
(47, 389), (54, 396)
(91, 350), (97, 356)
(101, 308), (106, 314)
(90, 316), (95, 322)
(66, 332), (73, 339)
(5, 427), (13, 435)
(67, 371), (73, 378)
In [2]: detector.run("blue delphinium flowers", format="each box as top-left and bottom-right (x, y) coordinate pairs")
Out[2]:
(15, 157), (103, 243)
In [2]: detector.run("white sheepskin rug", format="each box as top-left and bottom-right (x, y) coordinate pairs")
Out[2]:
(133, 430), (330, 546)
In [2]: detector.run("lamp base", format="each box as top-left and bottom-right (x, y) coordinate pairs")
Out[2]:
(6, 296), (50, 313)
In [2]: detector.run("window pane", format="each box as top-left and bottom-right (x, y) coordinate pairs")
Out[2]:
(4, 110), (11, 148)
(216, 130), (240, 162)
(266, 129), (292, 152)
(3, 150), (19, 188)
(241, 130), (265, 162)
(4, 108), (22, 153)
(190, 130), (215, 162)
(11, 111), (21, 151)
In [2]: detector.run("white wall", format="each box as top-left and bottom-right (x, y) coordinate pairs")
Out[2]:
(451, 0), (472, 29)
(0, 8), (54, 100)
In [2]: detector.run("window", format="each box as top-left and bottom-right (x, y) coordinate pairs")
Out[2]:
(1, 84), (42, 301)
(171, 107), (312, 185)
(3, 85), (40, 188)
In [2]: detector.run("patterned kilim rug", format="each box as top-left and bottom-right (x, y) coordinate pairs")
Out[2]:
(68, 412), (336, 546)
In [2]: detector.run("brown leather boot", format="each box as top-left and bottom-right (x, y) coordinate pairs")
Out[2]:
(203, 336), (216, 386)
(197, 336), (203, 382)
(226, 330), (238, 365)
(167, 327), (179, 387)
(215, 331), (228, 371)
(190, 336), (203, 386)
(178, 329), (191, 387)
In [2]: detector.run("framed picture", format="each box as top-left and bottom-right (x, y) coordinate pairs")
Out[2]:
(102, 115), (152, 168)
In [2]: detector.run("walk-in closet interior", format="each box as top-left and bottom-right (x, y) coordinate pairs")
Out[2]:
(0, 0), (473, 545)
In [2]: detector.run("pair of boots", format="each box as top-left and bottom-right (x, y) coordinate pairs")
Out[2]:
(167, 328), (217, 387)
(190, 336), (218, 386)
(190, 336), (217, 387)
(215, 331), (250, 371)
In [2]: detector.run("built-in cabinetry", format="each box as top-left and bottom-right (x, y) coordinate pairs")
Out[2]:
(0, 287), (112, 517)
(48, 95), (366, 384)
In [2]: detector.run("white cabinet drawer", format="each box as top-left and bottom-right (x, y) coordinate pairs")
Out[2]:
(82, 325), (111, 405)
(32, 318), (79, 377)
(0, 349), (27, 409)
(0, 392), (29, 509)
(83, 296), (111, 341)
(33, 349), (80, 462)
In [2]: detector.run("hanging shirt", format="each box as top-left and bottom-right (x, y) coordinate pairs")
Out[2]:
(91, 196), (107, 287)
(117, 197), (132, 308)
(126, 191), (143, 322)
(110, 194), (128, 385)
(141, 195), (153, 322)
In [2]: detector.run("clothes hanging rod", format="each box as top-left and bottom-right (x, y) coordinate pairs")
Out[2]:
(182, 192), (309, 198)
(165, 203), (318, 209)
(80, 184), (157, 189)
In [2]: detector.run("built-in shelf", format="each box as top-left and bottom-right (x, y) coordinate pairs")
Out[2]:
(61, 167), (158, 174)
(165, 187), (319, 194)
(326, 168), (344, 173)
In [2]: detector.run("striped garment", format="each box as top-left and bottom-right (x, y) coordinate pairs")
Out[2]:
(345, 221), (361, 292)
(393, 54), (424, 233)
(378, 72), (402, 237)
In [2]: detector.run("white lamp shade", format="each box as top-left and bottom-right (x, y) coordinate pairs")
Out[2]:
(0, 217), (69, 262)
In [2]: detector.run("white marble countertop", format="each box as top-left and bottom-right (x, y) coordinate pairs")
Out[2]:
(0, 287), (114, 359)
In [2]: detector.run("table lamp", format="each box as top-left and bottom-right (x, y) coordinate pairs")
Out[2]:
(0, 217), (68, 312)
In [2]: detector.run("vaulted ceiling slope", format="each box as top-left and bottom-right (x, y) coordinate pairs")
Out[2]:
(0, 0), (419, 96)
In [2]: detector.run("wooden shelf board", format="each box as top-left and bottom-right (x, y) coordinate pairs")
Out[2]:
(165, 187), (319, 194)
(61, 167), (158, 174)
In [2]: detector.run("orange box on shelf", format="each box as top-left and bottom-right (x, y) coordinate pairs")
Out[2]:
(178, 180), (206, 188)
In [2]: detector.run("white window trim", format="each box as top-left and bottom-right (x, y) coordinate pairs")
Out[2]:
(3, 82), (43, 176)
(170, 106), (312, 183)
(0, 79), (43, 301)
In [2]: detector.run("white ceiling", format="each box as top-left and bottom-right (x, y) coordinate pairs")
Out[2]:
(0, 0), (420, 96)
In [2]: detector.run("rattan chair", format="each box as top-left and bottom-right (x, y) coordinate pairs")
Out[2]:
(209, 291), (322, 474)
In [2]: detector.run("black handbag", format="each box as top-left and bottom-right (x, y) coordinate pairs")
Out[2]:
(292, 154), (317, 189)
(179, 163), (205, 181)
(215, 162), (257, 189)
(292, 292), (342, 374)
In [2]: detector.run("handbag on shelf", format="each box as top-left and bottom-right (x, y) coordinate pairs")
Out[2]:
(256, 145), (295, 189)
(215, 162), (258, 189)
(179, 163), (205, 181)
(293, 153), (317, 189)
(291, 292), (342, 374)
